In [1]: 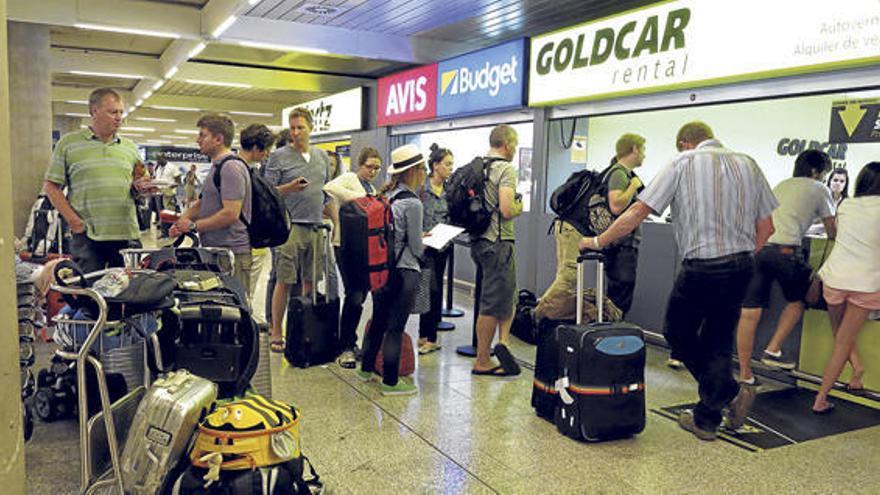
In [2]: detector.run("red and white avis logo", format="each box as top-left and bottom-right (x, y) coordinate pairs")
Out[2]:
(377, 64), (438, 126)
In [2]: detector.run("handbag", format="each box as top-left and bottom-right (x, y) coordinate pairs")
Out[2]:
(410, 266), (432, 315)
(804, 240), (833, 310)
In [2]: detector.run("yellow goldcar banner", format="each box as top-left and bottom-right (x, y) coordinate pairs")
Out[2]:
(528, 0), (880, 106)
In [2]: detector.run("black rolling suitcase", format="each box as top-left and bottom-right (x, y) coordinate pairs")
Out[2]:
(554, 252), (646, 441)
(285, 225), (340, 368)
(531, 316), (570, 422)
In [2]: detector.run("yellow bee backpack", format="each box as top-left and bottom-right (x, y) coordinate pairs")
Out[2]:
(191, 394), (301, 471)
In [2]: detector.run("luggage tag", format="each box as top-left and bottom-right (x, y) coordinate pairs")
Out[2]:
(555, 376), (575, 405)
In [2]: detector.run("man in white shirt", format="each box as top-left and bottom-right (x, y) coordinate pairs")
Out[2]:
(736, 150), (837, 384)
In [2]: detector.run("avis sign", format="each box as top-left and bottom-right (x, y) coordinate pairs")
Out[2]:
(437, 38), (526, 118)
(377, 64), (438, 126)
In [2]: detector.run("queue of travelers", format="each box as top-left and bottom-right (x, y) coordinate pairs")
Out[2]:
(46, 87), (879, 424)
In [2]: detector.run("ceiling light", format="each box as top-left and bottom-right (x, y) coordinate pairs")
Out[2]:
(80, 125), (89, 129)
(212, 15), (237, 38)
(64, 112), (90, 118)
(229, 110), (274, 117)
(164, 66), (179, 79)
(236, 40), (328, 55)
(145, 140), (173, 145)
(174, 129), (199, 135)
(134, 116), (177, 123)
(184, 79), (252, 88)
(118, 133), (144, 137)
(73, 22), (180, 39)
(160, 135), (191, 140)
(65, 100), (89, 105)
(69, 70), (142, 79)
(151, 105), (201, 112)
(135, 99), (144, 106)
(188, 42), (207, 59)
(143, 90), (153, 100)
(128, 106), (136, 113)
(122, 126), (155, 132)
(152, 79), (166, 91)
(248, 0), (262, 5)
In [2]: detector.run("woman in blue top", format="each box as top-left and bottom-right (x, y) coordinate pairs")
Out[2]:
(357, 144), (427, 396)
(417, 143), (453, 355)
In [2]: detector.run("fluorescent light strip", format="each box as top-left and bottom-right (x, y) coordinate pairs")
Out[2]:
(184, 79), (251, 89)
(69, 70), (142, 79)
(118, 133), (144, 137)
(212, 15), (237, 38)
(73, 22), (180, 39)
(122, 126), (155, 132)
(145, 141), (173, 145)
(134, 116), (177, 123)
(152, 79), (166, 91)
(151, 105), (201, 112)
(174, 129), (199, 135)
(236, 40), (328, 55)
(142, 90), (153, 100)
(65, 100), (89, 105)
(64, 113), (90, 118)
(249, 0), (262, 5)
(229, 110), (274, 117)
(160, 135), (191, 140)
(164, 66), (179, 79)
(188, 42), (207, 59)
(135, 99), (144, 106)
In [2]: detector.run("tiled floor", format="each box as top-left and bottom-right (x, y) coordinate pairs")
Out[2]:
(23, 234), (880, 493)
(26, 285), (880, 494)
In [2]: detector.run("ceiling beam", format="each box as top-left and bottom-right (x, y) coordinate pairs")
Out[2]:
(50, 48), (161, 79)
(51, 86), (133, 103)
(8, 0), (202, 39)
(221, 16), (471, 64)
(177, 61), (371, 94)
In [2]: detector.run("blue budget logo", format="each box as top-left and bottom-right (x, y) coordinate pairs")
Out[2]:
(437, 38), (527, 118)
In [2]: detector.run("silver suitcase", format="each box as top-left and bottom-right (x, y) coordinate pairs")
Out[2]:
(120, 370), (217, 494)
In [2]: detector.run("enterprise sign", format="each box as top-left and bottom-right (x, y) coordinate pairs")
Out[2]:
(529, 0), (880, 106)
(437, 38), (527, 118)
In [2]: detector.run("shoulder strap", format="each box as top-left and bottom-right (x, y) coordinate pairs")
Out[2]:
(389, 190), (418, 263)
(211, 155), (244, 191)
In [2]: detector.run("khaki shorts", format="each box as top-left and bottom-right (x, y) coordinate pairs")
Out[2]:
(276, 224), (324, 285)
(471, 239), (517, 319)
(232, 251), (254, 302)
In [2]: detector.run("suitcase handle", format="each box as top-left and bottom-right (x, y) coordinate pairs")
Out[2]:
(576, 250), (605, 325)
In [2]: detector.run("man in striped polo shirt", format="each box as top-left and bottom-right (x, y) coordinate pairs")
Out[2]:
(580, 121), (778, 441)
(43, 88), (143, 273)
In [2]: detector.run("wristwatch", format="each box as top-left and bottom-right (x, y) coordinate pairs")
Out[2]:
(189, 221), (198, 233)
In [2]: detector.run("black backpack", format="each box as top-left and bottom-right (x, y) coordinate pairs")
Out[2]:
(549, 165), (614, 236)
(213, 156), (291, 249)
(445, 157), (505, 237)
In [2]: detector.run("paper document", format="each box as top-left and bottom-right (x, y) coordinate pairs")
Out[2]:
(424, 223), (465, 250)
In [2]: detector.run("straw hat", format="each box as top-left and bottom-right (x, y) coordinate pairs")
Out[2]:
(388, 144), (426, 175)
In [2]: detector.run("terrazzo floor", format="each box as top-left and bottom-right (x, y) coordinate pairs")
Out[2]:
(24, 232), (880, 493)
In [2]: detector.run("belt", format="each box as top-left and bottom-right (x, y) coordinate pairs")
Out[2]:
(683, 251), (751, 267)
(768, 244), (801, 255)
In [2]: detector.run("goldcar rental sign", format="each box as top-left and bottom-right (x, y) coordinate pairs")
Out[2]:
(528, 0), (880, 106)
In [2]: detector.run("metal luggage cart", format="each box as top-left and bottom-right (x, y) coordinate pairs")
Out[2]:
(49, 269), (158, 495)
(120, 233), (235, 275)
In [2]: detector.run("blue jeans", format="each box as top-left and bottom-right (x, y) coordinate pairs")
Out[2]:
(663, 253), (754, 430)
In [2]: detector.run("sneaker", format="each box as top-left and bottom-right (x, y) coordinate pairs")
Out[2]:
(380, 379), (418, 396)
(678, 411), (717, 441)
(418, 341), (441, 355)
(761, 350), (795, 370)
(337, 349), (357, 369)
(666, 358), (684, 370)
(723, 383), (757, 430)
(355, 370), (378, 382)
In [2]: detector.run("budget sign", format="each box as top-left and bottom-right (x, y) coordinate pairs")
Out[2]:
(377, 64), (438, 126)
(437, 39), (527, 118)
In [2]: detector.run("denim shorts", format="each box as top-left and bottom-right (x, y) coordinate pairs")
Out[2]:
(742, 245), (812, 308)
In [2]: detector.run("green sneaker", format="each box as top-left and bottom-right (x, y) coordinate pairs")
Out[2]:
(356, 370), (377, 382)
(380, 379), (418, 396)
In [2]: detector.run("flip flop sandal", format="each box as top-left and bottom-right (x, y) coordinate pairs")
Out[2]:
(270, 340), (285, 353)
(493, 344), (521, 376)
(811, 402), (835, 415)
(471, 366), (514, 377)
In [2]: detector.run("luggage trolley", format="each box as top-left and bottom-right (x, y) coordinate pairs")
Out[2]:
(49, 268), (162, 494)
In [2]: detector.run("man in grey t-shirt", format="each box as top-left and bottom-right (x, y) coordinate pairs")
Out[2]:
(263, 107), (332, 352)
(581, 122), (778, 441)
(172, 113), (253, 296)
(736, 150), (837, 383)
